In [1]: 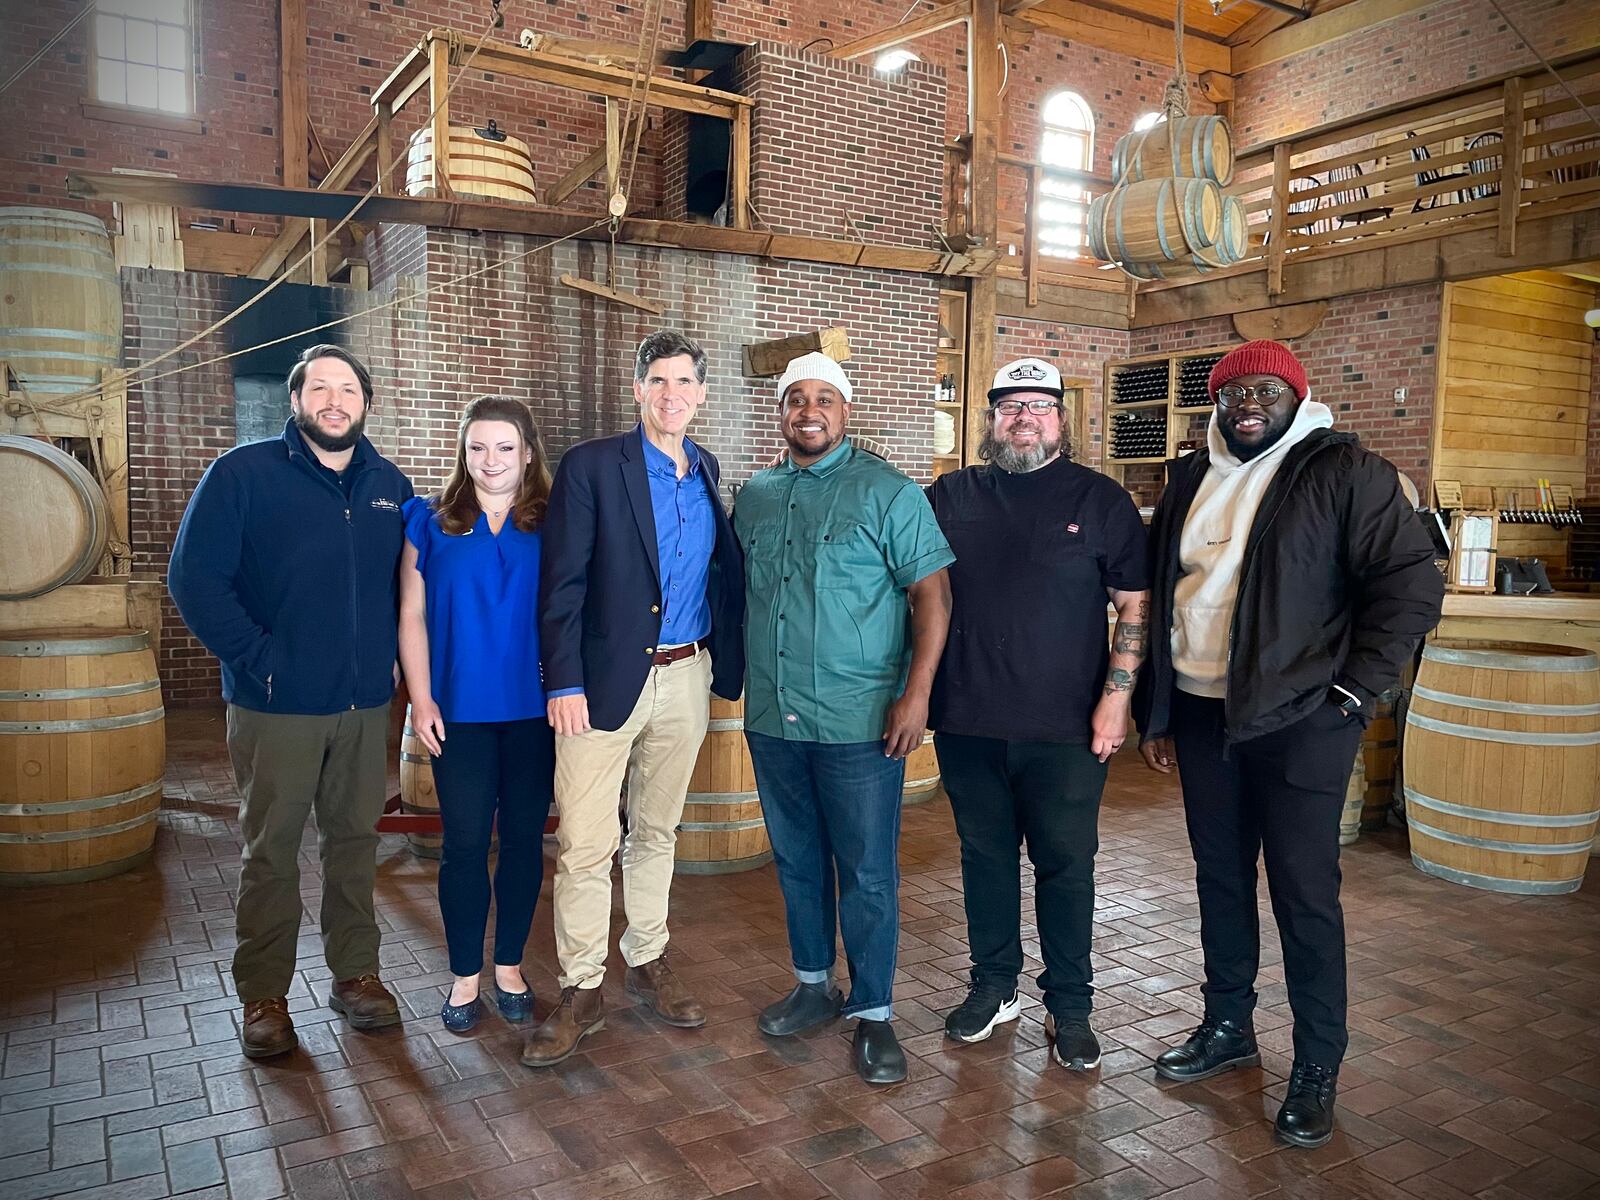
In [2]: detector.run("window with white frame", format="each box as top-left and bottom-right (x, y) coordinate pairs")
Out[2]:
(94, 0), (193, 115)
(1038, 90), (1095, 258)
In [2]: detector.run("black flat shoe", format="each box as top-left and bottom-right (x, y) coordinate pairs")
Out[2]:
(757, 982), (843, 1037)
(1276, 1061), (1338, 1148)
(1154, 1015), (1260, 1082)
(852, 1019), (907, 1085)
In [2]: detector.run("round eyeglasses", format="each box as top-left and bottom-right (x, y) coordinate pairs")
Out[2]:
(991, 398), (1062, 416)
(1215, 382), (1289, 408)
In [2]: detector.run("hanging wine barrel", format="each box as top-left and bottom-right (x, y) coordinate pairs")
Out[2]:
(903, 732), (942, 805)
(1117, 194), (1248, 280)
(0, 629), (164, 885)
(0, 207), (122, 398)
(1088, 177), (1222, 268)
(1404, 640), (1600, 895)
(1111, 115), (1234, 187)
(405, 122), (538, 204)
(676, 696), (772, 874)
(0, 436), (111, 600)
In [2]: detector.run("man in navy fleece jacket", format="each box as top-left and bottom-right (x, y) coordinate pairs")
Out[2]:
(169, 344), (413, 1060)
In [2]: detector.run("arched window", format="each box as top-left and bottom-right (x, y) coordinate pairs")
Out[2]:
(1038, 91), (1096, 258)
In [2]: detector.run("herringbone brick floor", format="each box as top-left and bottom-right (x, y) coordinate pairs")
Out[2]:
(2, 709), (1598, 1200)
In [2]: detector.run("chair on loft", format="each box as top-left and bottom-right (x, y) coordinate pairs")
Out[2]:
(1465, 131), (1503, 199)
(1263, 173), (1330, 248)
(1327, 162), (1392, 231)
(1408, 133), (1474, 211)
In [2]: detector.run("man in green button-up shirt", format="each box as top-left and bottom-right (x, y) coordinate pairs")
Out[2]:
(734, 352), (953, 1085)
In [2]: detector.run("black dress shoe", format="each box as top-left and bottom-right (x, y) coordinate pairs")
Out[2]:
(1154, 1016), (1260, 1082)
(757, 982), (843, 1037)
(853, 1019), (907, 1085)
(1276, 1061), (1338, 1148)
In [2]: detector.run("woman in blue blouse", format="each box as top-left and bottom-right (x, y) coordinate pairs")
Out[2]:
(399, 396), (554, 1032)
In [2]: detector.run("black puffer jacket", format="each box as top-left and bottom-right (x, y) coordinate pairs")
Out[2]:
(1132, 429), (1444, 745)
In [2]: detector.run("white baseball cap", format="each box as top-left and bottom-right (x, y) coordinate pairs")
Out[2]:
(988, 357), (1063, 403)
(776, 352), (853, 404)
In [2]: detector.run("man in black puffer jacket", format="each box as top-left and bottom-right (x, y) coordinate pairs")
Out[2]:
(1131, 339), (1443, 1150)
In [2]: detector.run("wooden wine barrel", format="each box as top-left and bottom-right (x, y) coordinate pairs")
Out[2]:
(1119, 194), (1247, 280)
(1338, 753), (1367, 846)
(1087, 177), (1222, 268)
(0, 629), (164, 885)
(1111, 115), (1234, 187)
(676, 697), (772, 875)
(0, 436), (111, 600)
(405, 123), (537, 204)
(398, 712), (442, 859)
(1359, 690), (1400, 830)
(1404, 640), (1600, 895)
(0, 207), (122, 397)
(903, 732), (942, 805)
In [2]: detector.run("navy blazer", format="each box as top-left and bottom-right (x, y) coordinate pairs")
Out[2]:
(539, 426), (745, 731)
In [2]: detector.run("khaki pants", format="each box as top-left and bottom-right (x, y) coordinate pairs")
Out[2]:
(552, 650), (711, 989)
(226, 703), (390, 1002)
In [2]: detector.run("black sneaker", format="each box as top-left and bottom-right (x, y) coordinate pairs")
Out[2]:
(1048, 1015), (1101, 1070)
(1276, 1061), (1338, 1148)
(1154, 1015), (1260, 1082)
(943, 983), (1022, 1043)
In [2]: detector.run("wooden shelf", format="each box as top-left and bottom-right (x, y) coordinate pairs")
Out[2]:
(1104, 343), (1238, 507)
(1108, 455), (1169, 465)
(1109, 398), (1169, 410)
(936, 345), (964, 357)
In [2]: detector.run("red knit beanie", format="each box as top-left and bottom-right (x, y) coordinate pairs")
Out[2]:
(1208, 340), (1309, 400)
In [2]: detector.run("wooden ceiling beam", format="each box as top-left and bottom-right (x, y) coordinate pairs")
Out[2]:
(1018, 3), (1231, 75)
(1231, 0), (1430, 72)
(830, 0), (972, 61)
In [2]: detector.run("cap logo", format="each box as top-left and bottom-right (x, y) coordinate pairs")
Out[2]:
(1008, 362), (1048, 381)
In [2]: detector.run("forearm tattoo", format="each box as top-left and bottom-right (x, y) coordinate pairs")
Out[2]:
(1105, 666), (1139, 694)
(1104, 599), (1150, 695)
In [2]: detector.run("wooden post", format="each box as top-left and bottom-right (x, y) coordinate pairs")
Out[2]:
(1024, 162), (1042, 307)
(685, 0), (714, 83)
(962, 0), (1000, 464)
(1268, 142), (1290, 296)
(605, 99), (622, 198)
(731, 105), (751, 230)
(375, 103), (394, 195)
(280, 0), (308, 189)
(309, 217), (329, 285)
(1497, 76), (1523, 257)
(428, 35), (453, 198)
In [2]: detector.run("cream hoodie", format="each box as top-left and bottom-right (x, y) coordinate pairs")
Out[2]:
(1172, 394), (1335, 698)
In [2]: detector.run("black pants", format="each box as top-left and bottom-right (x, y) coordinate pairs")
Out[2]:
(428, 717), (556, 977)
(1169, 689), (1362, 1069)
(935, 732), (1107, 1020)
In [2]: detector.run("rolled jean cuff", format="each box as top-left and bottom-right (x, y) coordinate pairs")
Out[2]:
(845, 1003), (892, 1022)
(795, 967), (830, 986)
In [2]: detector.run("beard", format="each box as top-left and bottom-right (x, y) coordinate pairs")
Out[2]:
(295, 407), (366, 452)
(980, 427), (1063, 473)
(1219, 415), (1289, 462)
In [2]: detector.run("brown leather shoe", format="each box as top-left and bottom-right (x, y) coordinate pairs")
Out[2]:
(240, 998), (297, 1059)
(625, 955), (706, 1028)
(327, 973), (402, 1029)
(520, 986), (605, 1067)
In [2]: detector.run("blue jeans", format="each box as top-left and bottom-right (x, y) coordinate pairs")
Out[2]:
(745, 732), (904, 1021)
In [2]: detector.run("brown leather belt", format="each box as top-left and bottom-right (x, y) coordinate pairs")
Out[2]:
(653, 638), (710, 666)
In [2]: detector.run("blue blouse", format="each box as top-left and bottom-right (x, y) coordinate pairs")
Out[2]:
(403, 496), (547, 724)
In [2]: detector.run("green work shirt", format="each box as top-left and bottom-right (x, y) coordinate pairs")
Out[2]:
(734, 439), (955, 743)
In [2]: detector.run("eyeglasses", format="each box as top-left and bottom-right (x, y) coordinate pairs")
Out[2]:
(991, 398), (1062, 416)
(1215, 382), (1289, 408)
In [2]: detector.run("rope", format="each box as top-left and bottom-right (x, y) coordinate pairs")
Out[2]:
(0, 3), (94, 98)
(1481, 0), (1600, 140)
(1161, 0), (1191, 119)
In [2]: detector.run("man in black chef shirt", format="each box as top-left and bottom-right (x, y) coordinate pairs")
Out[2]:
(926, 357), (1149, 1071)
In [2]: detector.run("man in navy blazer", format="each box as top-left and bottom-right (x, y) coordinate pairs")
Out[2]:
(523, 330), (744, 1067)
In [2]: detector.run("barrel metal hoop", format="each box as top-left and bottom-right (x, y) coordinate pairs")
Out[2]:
(0, 326), (121, 345)
(0, 706), (164, 734)
(1411, 683), (1600, 716)
(1422, 644), (1598, 672)
(1411, 854), (1586, 895)
(0, 679), (160, 702)
(1406, 812), (1594, 854)
(0, 781), (162, 817)
(1402, 784), (1600, 828)
(904, 775), (941, 790)
(0, 633), (151, 656)
(1114, 186), (1129, 265)
(678, 818), (767, 832)
(399, 751), (430, 764)
(683, 790), (761, 805)
(706, 718), (745, 733)
(1405, 710), (1600, 746)
(1189, 117), (1207, 178)
(0, 810), (158, 843)
(0, 347), (119, 364)
(0, 207), (113, 230)
(1155, 178), (1174, 259)
(0, 261), (119, 282)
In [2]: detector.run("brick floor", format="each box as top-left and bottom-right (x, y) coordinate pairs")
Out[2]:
(1, 708), (1598, 1199)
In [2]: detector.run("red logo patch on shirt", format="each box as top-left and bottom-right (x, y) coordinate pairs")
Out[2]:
(1066, 523), (1080, 534)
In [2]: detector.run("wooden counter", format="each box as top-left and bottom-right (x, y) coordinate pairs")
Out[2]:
(1434, 592), (1600, 657)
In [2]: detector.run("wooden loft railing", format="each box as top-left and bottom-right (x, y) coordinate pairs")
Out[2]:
(949, 49), (1600, 318)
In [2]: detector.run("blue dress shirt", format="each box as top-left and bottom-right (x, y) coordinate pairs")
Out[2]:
(642, 431), (715, 645)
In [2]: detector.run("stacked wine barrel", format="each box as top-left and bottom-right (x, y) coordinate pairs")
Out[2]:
(1088, 115), (1246, 280)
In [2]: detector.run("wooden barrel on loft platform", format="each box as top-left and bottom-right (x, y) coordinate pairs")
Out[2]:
(405, 123), (538, 204)
(676, 697), (772, 875)
(1404, 640), (1600, 895)
(0, 436), (111, 600)
(0, 629), (164, 885)
(902, 732), (941, 805)
(1088, 177), (1222, 268)
(0, 207), (123, 398)
(1111, 115), (1234, 187)
(1119, 194), (1247, 280)
(398, 709), (442, 859)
